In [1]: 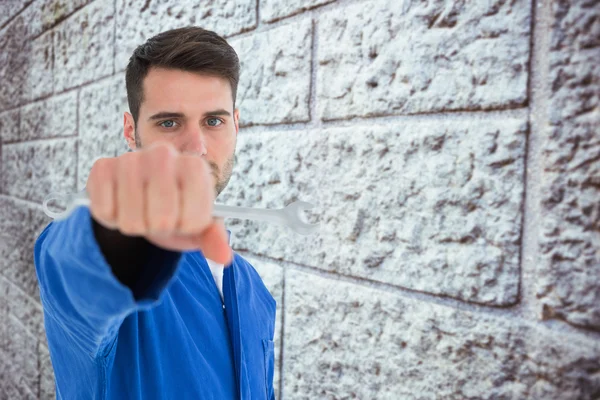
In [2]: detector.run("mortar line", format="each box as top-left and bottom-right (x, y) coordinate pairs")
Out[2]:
(236, 107), (530, 135)
(1, 135), (78, 147)
(0, 0), (34, 32)
(308, 18), (319, 129)
(0, 194), (46, 209)
(516, 0), (552, 321)
(29, 0), (100, 42)
(1, 72), (116, 115)
(255, 0), (260, 28)
(234, 250), (521, 313)
(235, 249), (600, 342)
(113, 0), (117, 76)
(224, 0), (366, 40)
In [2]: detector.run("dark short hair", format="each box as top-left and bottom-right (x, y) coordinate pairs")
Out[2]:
(125, 26), (240, 125)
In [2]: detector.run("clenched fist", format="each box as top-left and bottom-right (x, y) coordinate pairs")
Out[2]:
(86, 142), (232, 265)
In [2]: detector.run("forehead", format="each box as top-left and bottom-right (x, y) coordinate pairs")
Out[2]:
(140, 67), (233, 113)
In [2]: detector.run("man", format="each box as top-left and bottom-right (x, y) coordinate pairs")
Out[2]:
(33, 26), (276, 400)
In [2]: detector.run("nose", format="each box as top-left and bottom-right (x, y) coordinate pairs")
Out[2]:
(184, 129), (208, 157)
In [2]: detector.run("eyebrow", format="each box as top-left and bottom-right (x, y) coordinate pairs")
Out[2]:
(148, 109), (231, 121)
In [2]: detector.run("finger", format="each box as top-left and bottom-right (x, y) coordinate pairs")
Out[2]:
(87, 158), (118, 229)
(117, 152), (147, 236)
(176, 155), (216, 235)
(196, 219), (233, 265)
(145, 144), (179, 235)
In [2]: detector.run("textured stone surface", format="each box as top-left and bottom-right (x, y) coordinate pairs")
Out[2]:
(284, 269), (600, 399)
(0, 301), (6, 352)
(54, 0), (114, 92)
(0, 108), (20, 142)
(317, 0), (531, 120)
(115, 0), (256, 72)
(4, 314), (39, 398)
(0, 0), (92, 41)
(39, 0), (94, 29)
(261, 0), (335, 23)
(0, 197), (50, 304)
(229, 19), (312, 126)
(0, 274), (45, 344)
(0, 17), (27, 110)
(244, 254), (283, 397)
(0, 0), (31, 28)
(221, 118), (527, 305)
(22, 29), (53, 103)
(78, 74), (131, 190)
(21, 91), (77, 141)
(39, 342), (56, 400)
(537, 0), (600, 331)
(2, 139), (77, 203)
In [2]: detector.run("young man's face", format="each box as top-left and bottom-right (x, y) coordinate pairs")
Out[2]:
(123, 66), (239, 197)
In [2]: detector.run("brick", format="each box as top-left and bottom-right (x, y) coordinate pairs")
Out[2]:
(2, 139), (77, 203)
(39, 342), (56, 400)
(5, 313), (39, 397)
(78, 74), (131, 190)
(284, 269), (600, 399)
(0, 16), (28, 110)
(0, 275), (45, 344)
(0, 197), (50, 304)
(229, 19), (312, 126)
(260, 0), (335, 23)
(20, 91), (77, 141)
(54, 0), (115, 92)
(22, 28), (54, 102)
(219, 118), (527, 305)
(537, 0), (600, 330)
(0, 108), (20, 142)
(317, 0), (531, 120)
(243, 255), (283, 397)
(114, 0), (256, 72)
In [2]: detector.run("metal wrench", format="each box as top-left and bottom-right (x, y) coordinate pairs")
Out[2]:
(43, 190), (320, 235)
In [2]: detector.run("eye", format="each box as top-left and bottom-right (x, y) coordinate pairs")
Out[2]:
(159, 120), (178, 128)
(207, 117), (223, 127)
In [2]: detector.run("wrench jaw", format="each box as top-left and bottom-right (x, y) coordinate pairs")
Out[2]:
(282, 201), (320, 235)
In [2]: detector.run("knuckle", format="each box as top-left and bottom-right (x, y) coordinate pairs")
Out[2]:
(149, 212), (177, 233)
(178, 218), (208, 235)
(92, 203), (113, 222)
(119, 217), (146, 236)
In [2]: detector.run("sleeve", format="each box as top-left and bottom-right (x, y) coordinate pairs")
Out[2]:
(33, 204), (183, 358)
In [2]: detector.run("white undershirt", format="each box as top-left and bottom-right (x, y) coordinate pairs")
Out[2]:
(205, 258), (224, 302)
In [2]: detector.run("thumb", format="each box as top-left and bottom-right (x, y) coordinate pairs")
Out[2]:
(197, 218), (233, 266)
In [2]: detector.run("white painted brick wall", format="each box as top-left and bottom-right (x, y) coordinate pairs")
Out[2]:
(0, 0), (598, 399)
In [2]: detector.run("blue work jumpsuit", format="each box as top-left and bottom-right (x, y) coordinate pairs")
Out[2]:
(33, 205), (277, 399)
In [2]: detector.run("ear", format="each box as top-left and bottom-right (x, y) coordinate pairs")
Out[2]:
(124, 112), (137, 150)
(233, 108), (240, 136)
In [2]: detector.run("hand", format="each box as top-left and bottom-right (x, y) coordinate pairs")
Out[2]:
(85, 142), (232, 265)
